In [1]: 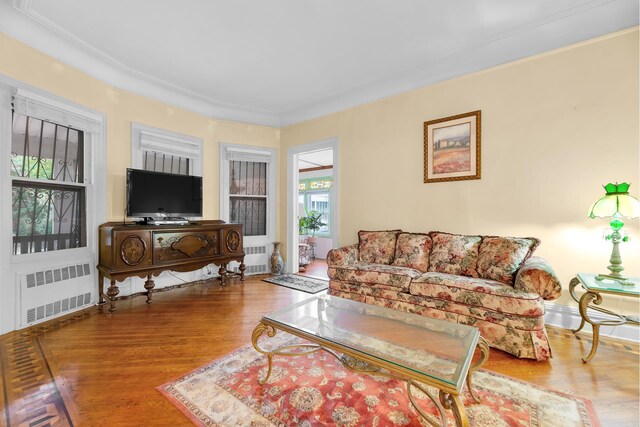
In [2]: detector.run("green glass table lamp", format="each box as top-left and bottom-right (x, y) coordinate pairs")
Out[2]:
(588, 182), (640, 285)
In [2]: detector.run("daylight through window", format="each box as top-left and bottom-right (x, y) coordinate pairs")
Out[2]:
(11, 111), (86, 254)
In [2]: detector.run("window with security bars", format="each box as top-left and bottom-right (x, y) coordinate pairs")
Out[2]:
(142, 150), (190, 175)
(229, 161), (267, 236)
(11, 111), (86, 255)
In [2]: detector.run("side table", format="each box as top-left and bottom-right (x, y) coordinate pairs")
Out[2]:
(569, 273), (639, 363)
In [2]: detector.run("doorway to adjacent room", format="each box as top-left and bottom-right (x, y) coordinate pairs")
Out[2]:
(286, 138), (338, 276)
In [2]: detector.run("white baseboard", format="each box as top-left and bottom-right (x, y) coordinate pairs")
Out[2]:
(545, 302), (639, 343)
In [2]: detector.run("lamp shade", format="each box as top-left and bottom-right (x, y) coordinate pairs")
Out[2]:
(588, 182), (640, 219)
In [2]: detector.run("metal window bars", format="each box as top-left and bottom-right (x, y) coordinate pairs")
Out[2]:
(229, 160), (267, 236)
(142, 150), (190, 175)
(10, 111), (86, 255)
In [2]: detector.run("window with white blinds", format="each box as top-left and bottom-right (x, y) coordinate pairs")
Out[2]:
(131, 123), (202, 176)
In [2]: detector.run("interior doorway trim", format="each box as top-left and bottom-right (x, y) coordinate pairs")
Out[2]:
(286, 137), (339, 274)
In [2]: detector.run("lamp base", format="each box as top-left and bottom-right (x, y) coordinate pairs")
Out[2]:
(595, 274), (635, 286)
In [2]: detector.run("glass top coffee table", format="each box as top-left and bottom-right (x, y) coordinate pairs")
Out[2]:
(251, 295), (489, 427)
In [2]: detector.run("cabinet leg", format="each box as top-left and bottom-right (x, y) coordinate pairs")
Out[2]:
(107, 280), (120, 313)
(239, 261), (246, 282)
(98, 272), (106, 305)
(218, 264), (227, 286)
(144, 275), (155, 304)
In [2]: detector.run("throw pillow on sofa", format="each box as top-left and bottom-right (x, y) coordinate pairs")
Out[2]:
(392, 232), (432, 272)
(428, 232), (482, 277)
(358, 229), (402, 264)
(477, 236), (540, 285)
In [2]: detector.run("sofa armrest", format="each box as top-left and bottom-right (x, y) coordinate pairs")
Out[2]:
(514, 256), (562, 300)
(327, 244), (359, 267)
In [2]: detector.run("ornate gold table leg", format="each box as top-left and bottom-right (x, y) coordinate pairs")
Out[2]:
(569, 278), (586, 333)
(578, 291), (601, 363)
(251, 322), (322, 385)
(404, 380), (447, 427)
(466, 336), (489, 403)
(439, 391), (469, 427)
(251, 323), (277, 384)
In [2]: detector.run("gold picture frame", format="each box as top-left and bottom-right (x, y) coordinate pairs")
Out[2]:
(424, 110), (481, 183)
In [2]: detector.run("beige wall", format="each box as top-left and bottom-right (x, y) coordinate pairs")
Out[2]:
(0, 32), (280, 223)
(281, 28), (640, 312)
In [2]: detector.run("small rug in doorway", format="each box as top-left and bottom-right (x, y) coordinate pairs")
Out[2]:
(158, 334), (600, 427)
(263, 274), (329, 294)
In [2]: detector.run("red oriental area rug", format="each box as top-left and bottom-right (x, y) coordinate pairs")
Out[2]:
(158, 335), (599, 427)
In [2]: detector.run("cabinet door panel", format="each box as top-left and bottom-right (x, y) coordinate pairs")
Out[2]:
(114, 231), (153, 270)
(221, 227), (243, 256)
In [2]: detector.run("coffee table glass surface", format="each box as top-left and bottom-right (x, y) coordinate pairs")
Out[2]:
(263, 294), (480, 390)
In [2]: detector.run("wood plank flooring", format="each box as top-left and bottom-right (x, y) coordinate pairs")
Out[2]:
(1, 275), (638, 426)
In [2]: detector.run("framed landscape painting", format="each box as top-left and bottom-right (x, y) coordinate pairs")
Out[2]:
(423, 110), (481, 183)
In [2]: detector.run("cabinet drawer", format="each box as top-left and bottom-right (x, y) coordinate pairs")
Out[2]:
(152, 231), (220, 264)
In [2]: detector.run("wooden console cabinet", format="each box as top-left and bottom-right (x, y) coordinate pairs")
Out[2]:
(97, 220), (245, 312)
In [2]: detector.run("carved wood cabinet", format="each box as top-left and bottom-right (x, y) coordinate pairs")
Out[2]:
(98, 220), (245, 312)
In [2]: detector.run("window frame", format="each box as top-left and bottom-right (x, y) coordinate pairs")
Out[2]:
(131, 122), (203, 177)
(5, 85), (106, 265)
(219, 143), (276, 240)
(298, 176), (333, 238)
(302, 189), (331, 237)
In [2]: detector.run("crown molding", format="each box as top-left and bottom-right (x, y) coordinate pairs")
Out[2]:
(2, 0), (281, 127)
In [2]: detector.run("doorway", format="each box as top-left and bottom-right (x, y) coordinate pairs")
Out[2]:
(286, 138), (339, 274)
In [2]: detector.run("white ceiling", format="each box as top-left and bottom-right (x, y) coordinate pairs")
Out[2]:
(0, 0), (637, 126)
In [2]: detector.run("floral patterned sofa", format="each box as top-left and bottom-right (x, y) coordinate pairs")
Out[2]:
(327, 230), (562, 361)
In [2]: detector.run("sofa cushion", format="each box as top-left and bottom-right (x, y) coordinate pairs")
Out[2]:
(477, 236), (540, 285)
(410, 272), (544, 316)
(358, 229), (402, 264)
(428, 232), (481, 277)
(392, 232), (432, 272)
(328, 263), (421, 292)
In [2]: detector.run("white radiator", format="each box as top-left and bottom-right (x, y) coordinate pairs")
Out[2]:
(228, 245), (267, 275)
(19, 261), (95, 327)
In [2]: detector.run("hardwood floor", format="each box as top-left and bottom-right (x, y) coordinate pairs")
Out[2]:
(1, 275), (638, 426)
(298, 258), (329, 279)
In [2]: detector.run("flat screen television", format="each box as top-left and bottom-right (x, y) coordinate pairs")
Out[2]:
(126, 168), (202, 218)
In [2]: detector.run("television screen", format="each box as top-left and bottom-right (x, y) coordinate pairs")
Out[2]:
(126, 168), (202, 217)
